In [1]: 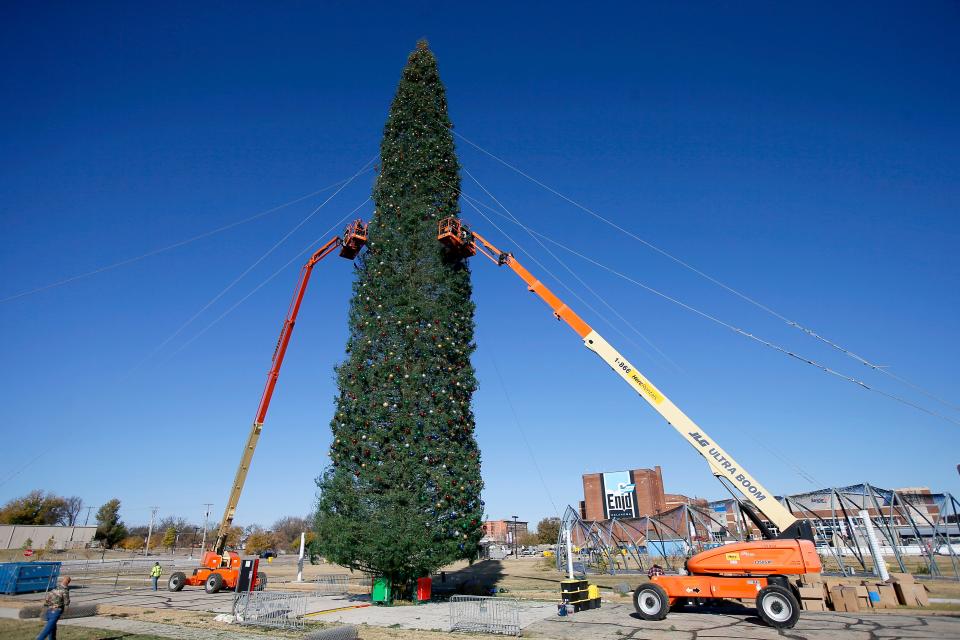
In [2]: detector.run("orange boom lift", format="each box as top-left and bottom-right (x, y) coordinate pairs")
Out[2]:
(438, 217), (820, 629)
(168, 219), (367, 594)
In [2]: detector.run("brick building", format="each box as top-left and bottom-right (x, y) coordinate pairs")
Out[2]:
(580, 467), (667, 520)
(664, 493), (708, 510)
(482, 519), (528, 543)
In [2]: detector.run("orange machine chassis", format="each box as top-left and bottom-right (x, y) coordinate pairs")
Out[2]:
(171, 551), (263, 592)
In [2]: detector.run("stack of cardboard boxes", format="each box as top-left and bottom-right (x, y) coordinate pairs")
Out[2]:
(795, 573), (930, 612)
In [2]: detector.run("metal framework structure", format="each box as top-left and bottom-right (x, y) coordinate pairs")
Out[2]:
(554, 483), (960, 580)
(555, 504), (735, 575)
(777, 484), (960, 580)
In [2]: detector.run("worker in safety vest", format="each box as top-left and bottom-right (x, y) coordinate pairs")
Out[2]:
(150, 562), (162, 591)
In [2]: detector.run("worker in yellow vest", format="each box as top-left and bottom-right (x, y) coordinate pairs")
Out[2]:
(150, 562), (162, 591)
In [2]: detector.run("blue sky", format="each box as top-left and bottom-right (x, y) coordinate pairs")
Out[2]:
(1, 2), (958, 529)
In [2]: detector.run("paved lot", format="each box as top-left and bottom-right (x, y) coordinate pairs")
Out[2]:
(306, 593), (555, 632)
(8, 586), (960, 638)
(524, 602), (960, 639)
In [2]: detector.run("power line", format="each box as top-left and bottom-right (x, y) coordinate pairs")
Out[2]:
(453, 131), (959, 413)
(456, 189), (960, 427)
(125, 156), (377, 376)
(0, 172), (371, 304)
(0, 448), (55, 489)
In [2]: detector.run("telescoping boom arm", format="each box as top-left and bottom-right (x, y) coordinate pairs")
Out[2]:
(212, 219), (368, 555)
(438, 218), (806, 538)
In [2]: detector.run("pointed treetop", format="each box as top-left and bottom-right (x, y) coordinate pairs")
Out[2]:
(417, 38), (430, 51)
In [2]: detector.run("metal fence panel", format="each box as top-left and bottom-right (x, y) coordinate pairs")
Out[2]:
(311, 573), (350, 594)
(58, 559), (170, 590)
(234, 590), (306, 630)
(449, 595), (520, 636)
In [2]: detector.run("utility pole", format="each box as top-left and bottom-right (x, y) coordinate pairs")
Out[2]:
(83, 506), (94, 527)
(200, 503), (212, 558)
(145, 507), (158, 556)
(512, 515), (519, 559)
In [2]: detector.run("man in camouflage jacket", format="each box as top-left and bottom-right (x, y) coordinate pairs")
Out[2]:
(37, 576), (70, 640)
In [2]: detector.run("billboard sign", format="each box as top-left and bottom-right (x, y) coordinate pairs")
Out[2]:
(602, 471), (637, 518)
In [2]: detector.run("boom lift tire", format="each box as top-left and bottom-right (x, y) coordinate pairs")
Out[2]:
(168, 572), (186, 592)
(255, 572), (267, 591)
(205, 572), (224, 594)
(755, 585), (800, 629)
(633, 583), (669, 621)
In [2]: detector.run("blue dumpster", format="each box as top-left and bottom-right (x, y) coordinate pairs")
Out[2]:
(0, 562), (61, 594)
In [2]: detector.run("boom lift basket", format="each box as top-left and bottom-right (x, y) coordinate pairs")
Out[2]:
(438, 217), (476, 257)
(339, 219), (369, 259)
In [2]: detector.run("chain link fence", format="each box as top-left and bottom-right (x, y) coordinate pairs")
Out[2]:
(234, 590), (307, 630)
(449, 595), (520, 636)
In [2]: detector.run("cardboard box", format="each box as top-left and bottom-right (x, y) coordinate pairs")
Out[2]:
(914, 583), (930, 607)
(829, 586), (846, 611)
(876, 584), (898, 608)
(854, 586), (869, 598)
(889, 572), (915, 585)
(825, 577), (846, 591)
(802, 599), (827, 611)
(801, 573), (824, 585)
(799, 586), (826, 599)
(840, 587), (860, 613)
(893, 581), (911, 606)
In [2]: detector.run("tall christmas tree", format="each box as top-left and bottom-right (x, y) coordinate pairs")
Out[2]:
(314, 41), (484, 586)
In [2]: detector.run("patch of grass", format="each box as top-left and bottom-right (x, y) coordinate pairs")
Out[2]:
(0, 619), (170, 640)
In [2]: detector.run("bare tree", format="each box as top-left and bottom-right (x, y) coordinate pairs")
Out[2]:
(63, 497), (83, 526)
(271, 516), (310, 551)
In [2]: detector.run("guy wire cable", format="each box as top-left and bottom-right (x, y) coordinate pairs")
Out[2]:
(159, 197), (371, 364)
(126, 154), (377, 376)
(454, 190), (661, 368)
(0, 170), (372, 304)
(456, 188), (960, 427)
(488, 352), (561, 518)
(462, 166), (682, 373)
(454, 131), (958, 413)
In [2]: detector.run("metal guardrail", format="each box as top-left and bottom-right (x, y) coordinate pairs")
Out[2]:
(234, 590), (307, 630)
(449, 595), (520, 636)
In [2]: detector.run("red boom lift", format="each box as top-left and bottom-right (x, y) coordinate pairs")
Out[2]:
(168, 219), (367, 594)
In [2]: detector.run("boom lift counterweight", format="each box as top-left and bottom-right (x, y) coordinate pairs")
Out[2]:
(168, 219), (367, 595)
(439, 217), (819, 629)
